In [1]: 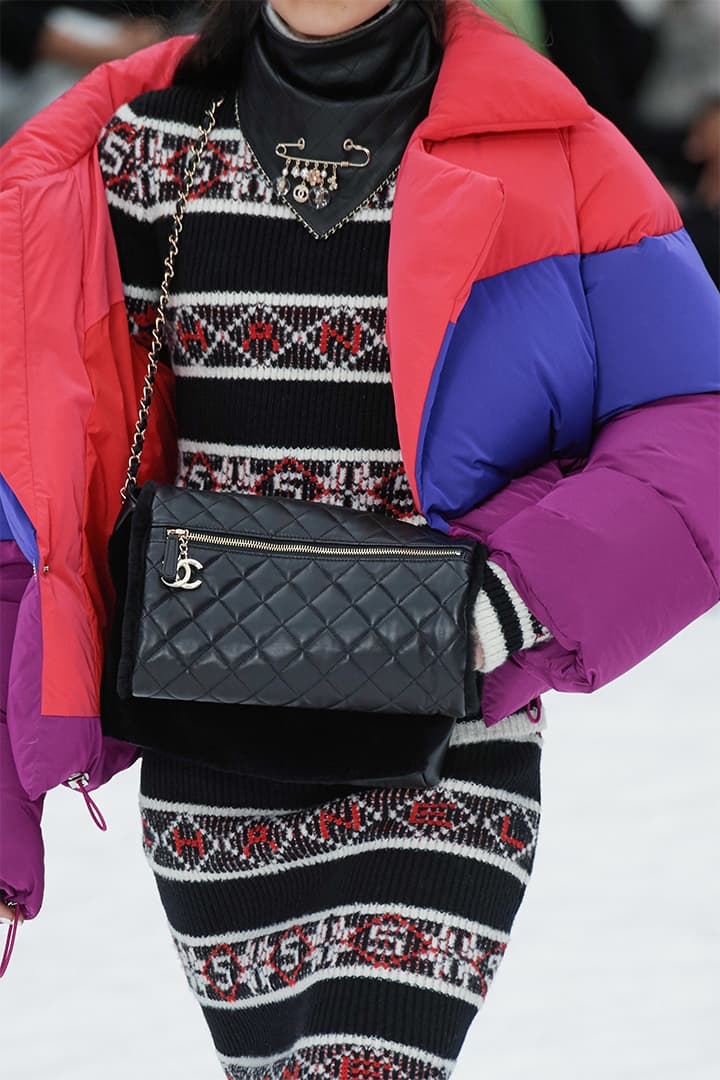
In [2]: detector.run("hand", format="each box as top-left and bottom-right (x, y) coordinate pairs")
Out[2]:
(474, 639), (485, 671)
(0, 900), (23, 924)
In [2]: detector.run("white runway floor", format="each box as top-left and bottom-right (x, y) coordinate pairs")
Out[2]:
(3, 608), (718, 1079)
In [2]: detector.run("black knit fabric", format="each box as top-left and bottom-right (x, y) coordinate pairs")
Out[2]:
(99, 85), (422, 520)
(139, 738), (542, 1073)
(97, 51), (546, 1077)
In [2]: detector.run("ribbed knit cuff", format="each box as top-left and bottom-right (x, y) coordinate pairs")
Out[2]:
(473, 560), (553, 673)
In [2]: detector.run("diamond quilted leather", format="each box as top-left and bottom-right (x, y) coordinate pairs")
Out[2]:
(123, 484), (484, 719)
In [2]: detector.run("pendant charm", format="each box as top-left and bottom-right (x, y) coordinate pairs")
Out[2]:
(161, 557), (204, 590)
(275, 159), (291, 196)
(310, 186), (330, 209)
(274, 137), (370, 212)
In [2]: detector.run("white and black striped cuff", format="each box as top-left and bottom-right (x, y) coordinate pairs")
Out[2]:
(473, 560), (553, 673)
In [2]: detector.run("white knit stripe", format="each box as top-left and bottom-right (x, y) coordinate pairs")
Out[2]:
(177, 439), (404, 463)
(490, 560), (541, 648)
(190, 961), (486, 1012)
(123, 283), (388, 310)
(171, 901), (509, 1010)
(144, 835), (532, 885)
(170, 901), (511, 948)
(139, 777), (540, 818)
(472, 587), (509, 673)
(105, 187), (392, 225)
(216, 1034), (456, 1073)
(450, 709), (546, 746)
(139, 794), (296, 817)
(474, 560), (552, 673)
(122, 283), (160, 301)
(172, 362), (392, 384)
(441, 777), (540, 812)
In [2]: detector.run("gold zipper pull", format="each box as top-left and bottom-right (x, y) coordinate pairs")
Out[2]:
(161, 529), (184, 583)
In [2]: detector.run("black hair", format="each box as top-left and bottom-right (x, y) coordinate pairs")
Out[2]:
(173, 0), (448, 88)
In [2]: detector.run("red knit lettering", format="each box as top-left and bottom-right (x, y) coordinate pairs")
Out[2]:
(320, 320), (362, 354)
(339, 1056), (391, 1080)
(242, 824), (278, 859)
(242, 321), (280, 352)
(178, 319), (208, 351)
(500, 814), (525, 850)
(173, 828), (205, 858)
(408, 800), (456, 829)
(319, 802), (361, 840)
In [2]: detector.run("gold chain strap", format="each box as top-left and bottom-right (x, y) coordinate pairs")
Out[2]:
(120, 95), (225, 504)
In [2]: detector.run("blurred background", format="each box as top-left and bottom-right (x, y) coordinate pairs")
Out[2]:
(1, 0), (718, 281)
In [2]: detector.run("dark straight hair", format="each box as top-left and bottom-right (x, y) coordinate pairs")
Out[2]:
(173, 0), (448, 88)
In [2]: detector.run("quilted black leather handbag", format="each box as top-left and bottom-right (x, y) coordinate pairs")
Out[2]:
(100, 97), (487, 788)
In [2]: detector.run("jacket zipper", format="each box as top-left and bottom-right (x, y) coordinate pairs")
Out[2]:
(161, 527), (466, 589)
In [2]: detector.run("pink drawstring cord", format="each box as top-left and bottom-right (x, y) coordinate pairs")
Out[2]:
(65, 772), (108, 831)
(524, 695), (539, 721)
(80, 788), (108, 831)
(0, 903), (21, 978)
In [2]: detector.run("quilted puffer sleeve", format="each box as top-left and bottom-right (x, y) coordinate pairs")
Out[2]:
(452, 113), (720, 723)
(456, 390), (719, 724)
(0, 541), (44, 920)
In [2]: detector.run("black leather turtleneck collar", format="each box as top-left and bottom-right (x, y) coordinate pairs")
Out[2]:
(234, 0), (443, 238)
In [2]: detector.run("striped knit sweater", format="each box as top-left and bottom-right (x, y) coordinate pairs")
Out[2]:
(97, 87), (553, 690)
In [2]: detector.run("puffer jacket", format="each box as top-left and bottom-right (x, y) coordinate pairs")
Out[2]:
(1, 0), (718, 925)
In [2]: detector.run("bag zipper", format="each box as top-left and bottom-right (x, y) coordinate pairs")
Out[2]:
(161, 527), (466, 590)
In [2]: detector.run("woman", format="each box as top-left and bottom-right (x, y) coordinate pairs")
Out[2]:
(0, 0), (718, 1076)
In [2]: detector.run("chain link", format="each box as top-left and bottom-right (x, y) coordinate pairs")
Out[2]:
(120, 95), (225, 504)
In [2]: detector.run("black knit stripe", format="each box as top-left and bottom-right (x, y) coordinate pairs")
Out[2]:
(442, 739), (541, 798)
(529, 609), (552, 641)
(139, 741), (542, 809)
(199, 977), (479, 1059)
(110, 210), (391, 295)
(151, 845), (528, 937)
(175, 378), (400, 450)
(107, 207), (164, 289)
(480, 563), (524, 655)
(115, 85), (228, 127)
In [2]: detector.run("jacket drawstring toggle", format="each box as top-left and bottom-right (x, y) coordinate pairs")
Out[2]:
(0, 903), (21, 978)
(525, 696), (542, 724)
(65, 772), (108, 831)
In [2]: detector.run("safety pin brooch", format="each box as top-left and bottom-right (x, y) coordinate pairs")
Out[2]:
(274, 137), (371, 209)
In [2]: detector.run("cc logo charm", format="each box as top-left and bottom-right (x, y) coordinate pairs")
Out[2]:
(161, 557), (204, 590)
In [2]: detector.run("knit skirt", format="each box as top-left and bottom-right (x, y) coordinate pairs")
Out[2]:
(139, 714), (542, 1079)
